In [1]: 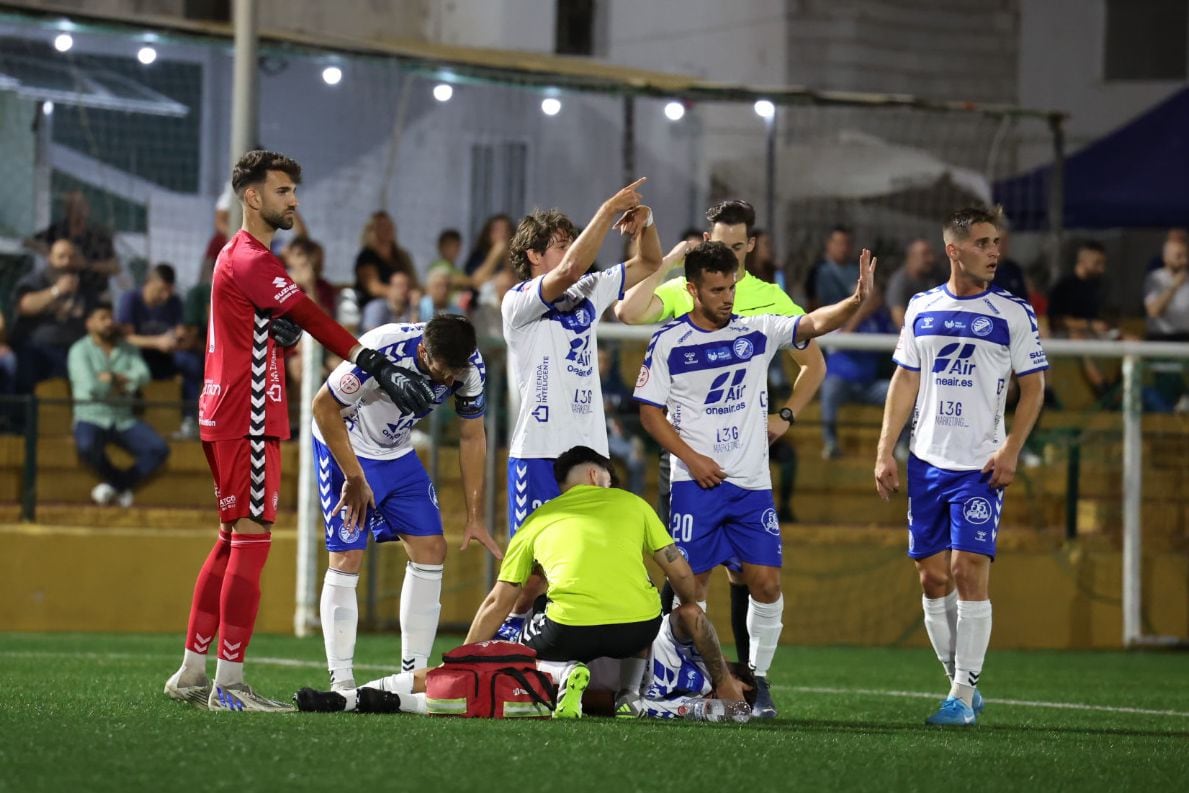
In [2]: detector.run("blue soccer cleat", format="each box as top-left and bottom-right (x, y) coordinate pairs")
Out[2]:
(972, 688), (984, 715)
(925, 695), (976, 726)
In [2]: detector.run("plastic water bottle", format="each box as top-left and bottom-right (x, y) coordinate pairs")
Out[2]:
(681, 698), (751, 723)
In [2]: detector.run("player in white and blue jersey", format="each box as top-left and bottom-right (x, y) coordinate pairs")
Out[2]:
(502, 178), (662, 534)
(635, 241), (875, 718)
(875, 207), (1047, 727)
(310, 314), (502, 694)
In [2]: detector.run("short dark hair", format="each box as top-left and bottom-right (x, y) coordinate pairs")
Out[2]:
(553, 445), (612, 485)
(289, 237), (325, 275)
(438, 228), (462, 247)
(423, 314), (477, 372)
(1077, 240), (1106, 255)
(231, 150), (302, 197)
(684, 241), (738, 283)
(508, 209), (577, 280)
(150, 263), (176, 286)
(88, 301), (114, 318)
(943, 206), (1003, 243)
(705, 200), (755, 236)
(680, 226), (704, 241)
(828, 225), (852, 237)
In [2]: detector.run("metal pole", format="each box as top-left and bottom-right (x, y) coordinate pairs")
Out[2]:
(623, 95), (636, 187)
(21, 395), (37, 522)
(229, 0), (259, 231)
(483, 354), (502, 589)
(765, 115), (776, 234)
(1121, 354), (1142, 646)
(294, 332), (322, 637)
(1047, 115), (1065, 286)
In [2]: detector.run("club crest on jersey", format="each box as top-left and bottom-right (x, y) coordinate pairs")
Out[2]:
(636, 366), (649, 388)
(339, 373), (361, 394)
(762, 508), (780, 536)
(339, 521), (361, 544)
(733, 338), (755, 360)
(971, 317), (994, 337)
(963, 497), (992, 525)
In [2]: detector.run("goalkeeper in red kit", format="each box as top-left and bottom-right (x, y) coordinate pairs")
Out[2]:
(164, 150), (435, 712)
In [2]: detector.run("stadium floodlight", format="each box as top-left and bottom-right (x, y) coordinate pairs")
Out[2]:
(137, 46), (157, 65)
(433, 83), (453, 102)
(754, 99), (776, 120)
(664, 101), (685, 121)
(541, 97), (562, 116)
(321, 66), (343, 86)
(42, 101), (53, 115)
(53, 33), (73, 52)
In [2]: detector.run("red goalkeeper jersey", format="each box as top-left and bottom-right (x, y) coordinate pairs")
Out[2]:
(198, 230), (302, 441)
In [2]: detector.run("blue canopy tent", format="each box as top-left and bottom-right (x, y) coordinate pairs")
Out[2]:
(995, 87), (1189, 230)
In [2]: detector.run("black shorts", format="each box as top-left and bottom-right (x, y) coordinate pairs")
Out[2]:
(522, 613), (662, 663)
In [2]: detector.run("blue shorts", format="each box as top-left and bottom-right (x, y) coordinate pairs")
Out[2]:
(314, 438), (442, 553)
(668, 481), (782, 574)
(906, 455), (1003, 560)
(507, 457), (560, 536)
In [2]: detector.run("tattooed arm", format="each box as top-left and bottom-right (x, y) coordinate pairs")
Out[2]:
(652, 543), (697, 606)
(670, 602), (746, 703)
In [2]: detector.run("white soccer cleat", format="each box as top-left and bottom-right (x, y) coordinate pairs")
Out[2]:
(164, 668), (212, 708)
(208, 682), (297, 713)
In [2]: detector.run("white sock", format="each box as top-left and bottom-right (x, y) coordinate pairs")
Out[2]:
(536, 659), (572, 687)
(400, 562), (443, 671)
(404, 692), (429, 714)
(320, 568), (359, 689)
(922, 590), (958, 682)
(340, 689), (358, 712)
(671, 596), (708, 612)
(746, 594), (784, 678)
(619, 657), (647, 694)
(214, 659), (243, 687)
(181, 649), (208, 678)
(952, 599), (992, 707)
(364, 671), (415, 696)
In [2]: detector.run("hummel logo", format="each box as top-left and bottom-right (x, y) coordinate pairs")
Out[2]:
(193, 633), (212, 653)
(967, 671), (981, 686)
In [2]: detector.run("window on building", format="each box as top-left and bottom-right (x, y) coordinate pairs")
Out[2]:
(556, 0), (597, 56)
(1104, 0), (1188, 81)
(184, 0), (231, 22)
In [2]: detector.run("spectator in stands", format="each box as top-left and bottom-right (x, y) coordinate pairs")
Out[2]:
(598, 346), (646, 493)
(418, 265), (463, 320)
(174, 252), (214, 440)
(68, 302), (170, 508)
(462, 214), (513, 280)
(0, 309), (15, 397)
(361, 270), (417, 332)
(355, 210), (419, 302)
(117, 263), (185, 381)
(11, 239), (105, 392)
(820, 307), (904, 460)
(746, 229), (782, 287)
(805, 226), (855, 310)
(886, 239), (943, 329)
(991, 223), (1030, 304)
(1048, 242), (1116, 398)
(470, 266), (517, 341)
(427, 228), (472, 289)
(1147, 228), (1187, 272)
(1144, 236), (1189, 412)
(25, 190), (119, 293)
(199, 187), (232, 278)
(286, 237), (337, 315)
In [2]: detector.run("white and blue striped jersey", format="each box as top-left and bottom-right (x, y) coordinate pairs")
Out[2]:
(502, 264), (626, 459)
(894, 285), (1048, 471)
(312, 322), (486, 461)
(633, 314), (806, 490)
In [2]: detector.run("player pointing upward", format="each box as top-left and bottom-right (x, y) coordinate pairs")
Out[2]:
(875, 206), (1047, 726)
(165, 150), (435, 712)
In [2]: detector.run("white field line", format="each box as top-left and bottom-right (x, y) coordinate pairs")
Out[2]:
(3, 649), (1187, 718)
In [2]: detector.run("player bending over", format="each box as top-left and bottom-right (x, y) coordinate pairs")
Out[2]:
(312, 314), (502, 693)
(634, 240), (874, 718)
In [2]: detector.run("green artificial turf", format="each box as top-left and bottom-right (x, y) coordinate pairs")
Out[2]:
(1, 633), (1186, 793)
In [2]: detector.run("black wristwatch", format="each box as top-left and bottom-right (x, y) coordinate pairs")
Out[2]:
(778, 407), (795, 424)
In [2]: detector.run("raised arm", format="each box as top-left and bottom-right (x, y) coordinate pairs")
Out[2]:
(539, 178), (646, 304)
(617, 205), (664, 290)
(794, 248), (877, 342)
(615, 239), (690, 325)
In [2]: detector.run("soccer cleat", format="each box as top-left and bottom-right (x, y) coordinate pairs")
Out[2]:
(751, 676), (778, 719)
(294, 687), (347, 713)
(208, 682), (296, 713)
(553, 663), (590, 719)
(925, 695), (977, 726)
(356, 687), (403, 714)
(494, 615), (526, 642)
(164, 669), (212, 708)
(972, 688), (985, 715)
(614, 692), (643, 719)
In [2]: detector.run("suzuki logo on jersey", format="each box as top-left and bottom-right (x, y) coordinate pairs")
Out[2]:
(704, 369), (747, 415)
(272, 277), (288, 288)
(932, 342), (976, 387)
